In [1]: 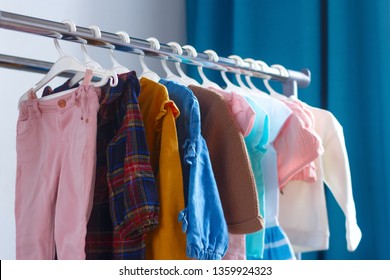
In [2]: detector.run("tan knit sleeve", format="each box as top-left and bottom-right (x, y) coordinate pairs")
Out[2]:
(189, 85), (263, 234)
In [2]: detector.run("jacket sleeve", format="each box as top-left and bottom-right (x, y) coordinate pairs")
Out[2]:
(148, 100), (187, 259)
(107, 84), (159, 240)
(179, 135), (229, 260)
(322, 116), (362, 251)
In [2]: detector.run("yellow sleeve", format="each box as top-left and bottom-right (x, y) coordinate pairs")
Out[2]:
(146, 100), (188, 260)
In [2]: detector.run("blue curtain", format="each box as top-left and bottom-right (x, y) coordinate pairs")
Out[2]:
(186, 0), (390, 260)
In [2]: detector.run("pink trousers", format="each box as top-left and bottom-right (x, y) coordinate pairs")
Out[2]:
(15, 79), (100, 259)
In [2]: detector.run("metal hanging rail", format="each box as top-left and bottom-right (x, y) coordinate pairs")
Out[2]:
(0, 10), (311, 90)
(0, 53), (74, 78)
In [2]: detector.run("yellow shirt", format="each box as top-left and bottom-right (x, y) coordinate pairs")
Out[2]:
(138, 77), (187, 260)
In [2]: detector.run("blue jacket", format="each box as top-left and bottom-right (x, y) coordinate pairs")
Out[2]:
(160, 79), (228, 260)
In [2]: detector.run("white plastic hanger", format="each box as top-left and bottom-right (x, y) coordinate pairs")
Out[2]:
(86, 26), (129, 75)
(138, 37), (160, 82)
(197, 49), (223, 89)
(69, 24), (103, 87)
(180, 45), (201, 86)
(243, 58), (270, 96)
(109, 31), (130, 74)
(221, 71), (241, 92)
(228, 55), (252, 94)
(160, 41), (186, 84)
(18, 21), (117, 109)
(161, 42), (200, 86)
(221, 55), (246, 94)
(263, 64), (290, 100)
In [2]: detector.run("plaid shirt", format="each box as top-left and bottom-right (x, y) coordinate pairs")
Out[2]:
(43, 72), (158, 259)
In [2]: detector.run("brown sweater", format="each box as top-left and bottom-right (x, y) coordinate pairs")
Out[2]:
(189, 85), (263, 234)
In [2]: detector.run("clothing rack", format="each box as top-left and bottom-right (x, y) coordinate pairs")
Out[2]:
(0, 10), (311, 94)
(0, 53), (75, 78)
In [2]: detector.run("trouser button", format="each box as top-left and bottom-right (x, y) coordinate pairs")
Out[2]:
(58, 99), (66, 108)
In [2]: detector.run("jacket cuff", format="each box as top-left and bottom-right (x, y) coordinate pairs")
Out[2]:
(187, 246), (225, 260)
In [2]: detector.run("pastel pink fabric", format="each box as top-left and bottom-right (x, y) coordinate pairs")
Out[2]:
(283, 100), (321, 184)
(223, 234), (246, 260)
(274, 104), (324, 189)
(210, 88), (256, 137)
(15, 72), (100, 259)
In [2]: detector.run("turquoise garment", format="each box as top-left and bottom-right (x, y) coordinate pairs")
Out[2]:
(243, 96), (270, 260)
(160, 79), (228, 260)
(262, 226), (295, 260)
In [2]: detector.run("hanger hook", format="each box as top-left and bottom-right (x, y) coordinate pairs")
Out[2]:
(168, 42), (187, 79)
(244, 58), (270, 94)
(167, 42), (183, 55)
(183, 45), (204, 66)
(167, 42), (184, 65)
(53, 38), (64, 56)
(263, 63), (290, 97)
(146, 37), (160, 51)
(200, 49), (217, 73)
(116, 31), (131, 44)
(228, 55), (244, 67)
(54, 20), (77, 57)
(77, 25), (102, 59)
(62, 19), (77, 33)
(89, 25), (102, 39)
(196, 49), (221, 89)
(228, 55), (246, 74)
(204, 49), (227, 72)
(270, 64), (289, 78)
(165, 42), (199, 85)
(243, 58), (258, 89)
(182, 45), (197, 58)
(85, 25), (103, 61)
(204, 49), (219, 62)
(255, 60), (269, 71)
(145, 37), (161, 69)
(228, 55), (251, 89)
(183, 45), (204, 67)
(254, 60), (272, 80)
(244, 58), (259, 72)
(143, 37), (160, 65)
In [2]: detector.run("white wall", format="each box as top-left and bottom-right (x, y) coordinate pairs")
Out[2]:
(0, 0), (186, 260)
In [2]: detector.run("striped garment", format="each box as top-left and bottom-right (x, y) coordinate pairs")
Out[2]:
(262, 226), (296, 260)
(43, 72), (159, 259)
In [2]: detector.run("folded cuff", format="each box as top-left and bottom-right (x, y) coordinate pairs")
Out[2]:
(116, 208), (159, 239)
(228, 215), (264, 234)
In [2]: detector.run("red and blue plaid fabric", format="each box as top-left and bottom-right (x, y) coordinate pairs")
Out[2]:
(104, 72), (159, 237)
(43, 72), (159, 259)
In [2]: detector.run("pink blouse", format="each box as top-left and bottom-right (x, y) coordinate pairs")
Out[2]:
(210, 88), (256, 137)
(275, 99), (324, 189)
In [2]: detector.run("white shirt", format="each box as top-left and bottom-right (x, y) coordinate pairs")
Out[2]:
(279, 104), (362, 253)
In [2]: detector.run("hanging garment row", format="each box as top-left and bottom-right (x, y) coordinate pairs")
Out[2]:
(3, 12), (362, 260)
(14, 39), (362, 261)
